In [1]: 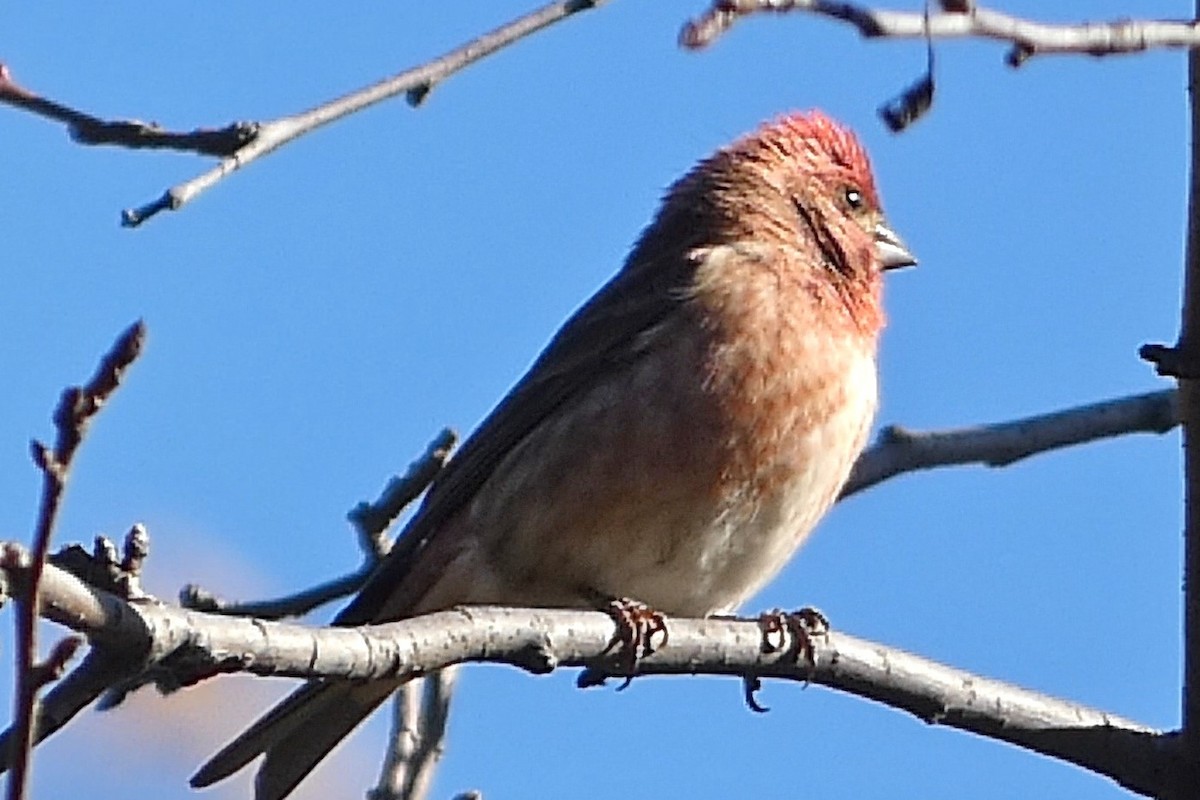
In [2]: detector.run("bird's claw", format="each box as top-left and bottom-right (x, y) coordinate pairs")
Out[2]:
(741, 607), (828, 711)
(601, 598), (668, 689)
(742, 674), (769, 713)
(758, 606), (829, 664)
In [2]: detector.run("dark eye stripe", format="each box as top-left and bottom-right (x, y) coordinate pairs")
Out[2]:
(794, 198), (851, 276)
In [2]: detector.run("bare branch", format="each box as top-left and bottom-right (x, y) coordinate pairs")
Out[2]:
(680, 2), (1200, 67)
(27, 637), (84, 691)
(180, 389), (1172, 623)
(372, 680), (425, 800)
(1172, 16), (1200, 791)
(50, 524), (154, 602)
(0, 551), (1174, 797)
(6, 321), (144, 800)
(349, 427), (458, 559)
(0, 649), (143, 771)
(179, 568), (371, 621)
(370, 669), (460, 800)
(0, 65), (257, 156)
(842, 389), (1177, 498)
(118, 1), (606, 227)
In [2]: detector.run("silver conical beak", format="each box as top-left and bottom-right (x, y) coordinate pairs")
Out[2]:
(875, 222), (916, 270)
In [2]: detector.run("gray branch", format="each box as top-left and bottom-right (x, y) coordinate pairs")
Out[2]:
(120, 1), (606, 226)
(0, 550), (1176, 798)
(681, 1), (1200, 66)
(843, 389), (1177, 498)
(0, 3), (611, 226)
(370, 669), (460, 800)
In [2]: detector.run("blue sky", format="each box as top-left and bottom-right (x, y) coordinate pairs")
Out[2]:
(0, 2), (1188, 798)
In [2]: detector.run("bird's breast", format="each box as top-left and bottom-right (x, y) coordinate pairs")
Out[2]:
(453, 253), (881, 618)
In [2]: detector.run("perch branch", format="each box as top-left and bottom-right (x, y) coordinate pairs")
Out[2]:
(0, 553), (1174, 798)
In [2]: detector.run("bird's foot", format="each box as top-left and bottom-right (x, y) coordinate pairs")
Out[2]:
(588, 598), (667, 690)
(758, 606), (829, 663)
(743, 607), (830, 712)
(605, 597), (668, 660)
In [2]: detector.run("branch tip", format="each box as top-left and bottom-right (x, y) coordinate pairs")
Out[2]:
(30, 637), (85, 690)
(1141, 343), (1200, 379)
(405, 85), (432, 108)
(28, 442), (55, 475)
(122, 194), (172, 228)
(879, 73), (935, 132)
(1007, 42), (1036, 67)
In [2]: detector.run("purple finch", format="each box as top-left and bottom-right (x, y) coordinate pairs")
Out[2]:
(193, 110), (914, 799)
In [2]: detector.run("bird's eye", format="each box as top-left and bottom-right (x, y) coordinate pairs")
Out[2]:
(845, 187), (864, 210)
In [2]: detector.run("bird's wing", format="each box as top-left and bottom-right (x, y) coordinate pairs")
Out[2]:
(335, 251), (695, 625)
(192, 254), (698, 798)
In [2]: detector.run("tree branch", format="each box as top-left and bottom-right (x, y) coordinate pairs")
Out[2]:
(1174, 17), (1200, 795)
(681, 1), (1200, 67)
(370, 669), (460, 800)
(6, 322), (144, 800)
(3, 4), (607, 227)
(0, 649), (145, 770)
(2, 339), (1177, 797)
(843, 389), (1177, 498)
(0, 65), (257, 156)
(0, 551), (1175, 797)
(1, 2), (604, 227)
(116, 0), (606, 227)
(179, 567), (372, 622)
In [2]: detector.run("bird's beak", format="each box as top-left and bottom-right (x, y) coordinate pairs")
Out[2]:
(875, 221), (916, 270)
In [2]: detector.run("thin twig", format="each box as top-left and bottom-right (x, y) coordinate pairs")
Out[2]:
(349, 428), (458, 559)
(0, 650), (143, 770)
(843, 389), (1177, 498)
(370, 668), (459, 800)
(27, 637), (84, 691)
(6, 321), (145, 800)
(186, 386), (1173, 618)
(406, 669), (458, 800)
(180, 566), (374, 620)
(371, 679), (425, 800)
(120, 0), (606, 227)
(680, 1), (1200, 67)
(0, 65), (257, 156)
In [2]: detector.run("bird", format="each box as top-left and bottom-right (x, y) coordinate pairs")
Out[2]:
(192, 110), (915, 800)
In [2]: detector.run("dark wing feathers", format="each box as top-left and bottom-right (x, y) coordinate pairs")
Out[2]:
(336, 255), (691, 626)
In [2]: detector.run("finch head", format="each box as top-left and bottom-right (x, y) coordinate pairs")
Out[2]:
(633, 110), (913, 335)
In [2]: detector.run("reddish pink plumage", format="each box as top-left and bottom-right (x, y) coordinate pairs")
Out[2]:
(194, 110), (909, 800)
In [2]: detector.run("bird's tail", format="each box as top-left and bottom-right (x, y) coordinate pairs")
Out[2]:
(191, 677), (399, 800)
